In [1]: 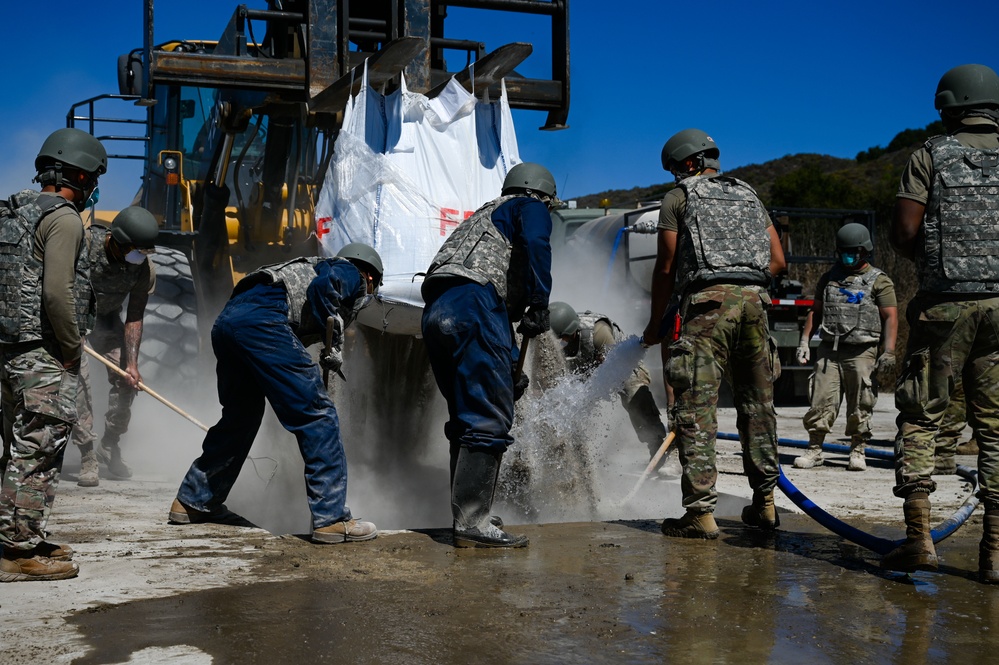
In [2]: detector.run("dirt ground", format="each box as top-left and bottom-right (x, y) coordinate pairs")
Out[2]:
(1, 392), (988, 664)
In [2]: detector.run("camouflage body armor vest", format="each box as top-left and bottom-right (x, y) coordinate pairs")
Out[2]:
(675, 175), (771, 297)
(88, 225), (147, 317)
(424, 195), (518, 306)
(235, 257), (364, 345)
(569, 311), (624, 374)
(0, 189), (94, 344)
(819, 265), (883, 346)
(920, 134), (999, 294)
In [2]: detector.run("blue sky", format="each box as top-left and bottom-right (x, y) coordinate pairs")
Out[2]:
(1, 1), (997, 210)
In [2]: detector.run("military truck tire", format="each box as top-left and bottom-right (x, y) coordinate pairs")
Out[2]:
(139, 247), (202, 385)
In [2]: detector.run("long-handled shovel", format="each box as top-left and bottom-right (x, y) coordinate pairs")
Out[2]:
(84, 345), (210, 432)
(617, 431), (676, 507)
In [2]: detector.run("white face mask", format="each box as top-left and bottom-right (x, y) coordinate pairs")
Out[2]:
(124, 249), (147, 265)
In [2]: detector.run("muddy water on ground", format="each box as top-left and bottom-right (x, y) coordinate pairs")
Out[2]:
(68, 515), (998, 664)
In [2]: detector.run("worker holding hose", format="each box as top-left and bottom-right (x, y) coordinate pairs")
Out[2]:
(548, 302), (676, 476)
(642, 128), (786, 539)
(884, 63), (999, 583)
(422, 162), (556, 549)
(72, 206), (159, 486)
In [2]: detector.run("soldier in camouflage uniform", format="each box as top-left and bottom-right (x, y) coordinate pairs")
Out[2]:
(881, 64), (999, 584)
(73, 206), (159, 487)
(169, 245), (383, 545)
(642, 129), (786, 539)
(0, 128), (106, 582)
(422, 162), (556, 549)
(548, 302), (677, 476)
(793, 223), (897, 472)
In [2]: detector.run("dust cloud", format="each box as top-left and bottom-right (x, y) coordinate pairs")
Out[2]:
(78, 229), (675, 535)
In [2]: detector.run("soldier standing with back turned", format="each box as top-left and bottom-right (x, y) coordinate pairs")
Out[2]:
(881, 64), (999, 583)
(642, 129), (786, 539)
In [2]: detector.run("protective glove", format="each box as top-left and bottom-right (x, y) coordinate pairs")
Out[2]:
(319, 345), (343, 376)
(796, 340), (811, 365)
(875, 350), (896, 373)
(517, 306), (550, 339)
(513, 372), (530, 401)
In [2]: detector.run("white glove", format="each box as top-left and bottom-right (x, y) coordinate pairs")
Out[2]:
(796, 341), (811, 365)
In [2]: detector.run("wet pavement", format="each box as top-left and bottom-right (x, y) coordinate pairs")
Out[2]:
(64, 514), (997, 664)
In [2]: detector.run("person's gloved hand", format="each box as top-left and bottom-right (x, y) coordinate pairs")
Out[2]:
(517, 306), (550, 339)
(796, 340), (811, 365)
(513, 372), (530, 401)
(319, 345), (343, 375)
(875, 350), (896, 373)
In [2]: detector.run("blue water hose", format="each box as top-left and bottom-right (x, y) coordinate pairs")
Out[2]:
(716, 432), (980, 555)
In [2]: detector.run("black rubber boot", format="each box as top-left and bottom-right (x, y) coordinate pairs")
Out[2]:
(881, 492), (938, 573)
(980, 507), (999, 584)
(450, 443), (503, 529)
(451, 448), (526, 548)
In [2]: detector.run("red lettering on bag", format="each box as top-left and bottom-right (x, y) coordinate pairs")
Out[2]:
(317, 216), (332, 238)
(440, 208), (473, 236)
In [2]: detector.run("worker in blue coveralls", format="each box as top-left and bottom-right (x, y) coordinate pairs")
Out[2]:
(168, 243), (383, 544)
(422, 162), (558, 548)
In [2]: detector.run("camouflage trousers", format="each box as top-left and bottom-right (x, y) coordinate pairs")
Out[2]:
(894, 295), (999, 505)
(72, 320), (137, 449)
(803, 341), (878, 441)
(0, 342), (78, 551)
(935, 377), (971, 457)
(667, 285), (780, 512)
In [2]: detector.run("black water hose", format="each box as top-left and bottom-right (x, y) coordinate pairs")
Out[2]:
(715, 431), (980, 555)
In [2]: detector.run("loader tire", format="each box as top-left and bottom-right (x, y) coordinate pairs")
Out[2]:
(139, 247), (202, 385)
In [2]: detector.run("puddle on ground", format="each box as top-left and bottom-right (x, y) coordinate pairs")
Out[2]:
(67, 515), (999, 664)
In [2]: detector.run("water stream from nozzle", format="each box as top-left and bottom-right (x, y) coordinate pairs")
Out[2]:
(501, 336), (649, 522)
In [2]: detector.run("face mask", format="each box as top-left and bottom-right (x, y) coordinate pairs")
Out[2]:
(840, 251), (861, 268)
(124, 249), (147, 265)
(85, 187), (100, 209)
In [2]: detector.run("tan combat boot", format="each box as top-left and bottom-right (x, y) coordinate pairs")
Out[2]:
(661, 511), (719, 539)
(78, 443), (99, 487)
(793, 435), (825, 469)
(97, 434), (132, 480)
(312, 519), (378, 544)
(741, 491), (780, 530)
(881, 492), (938, 573)
(0, 550), (79, 582)
(980, 507), (999, 584)
(847, 437), (867, 472)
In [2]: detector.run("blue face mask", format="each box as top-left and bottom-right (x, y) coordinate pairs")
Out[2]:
(840, 251), (860, 268)
(85, 187), (100, 209)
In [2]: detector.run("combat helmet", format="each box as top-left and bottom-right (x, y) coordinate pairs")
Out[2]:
(548, 301), (580, 337)
(502, 163), (557, 198)
(661, 128), (720, 174)
(336, 242), (384, 285)
(836, 223), (873, 252)
(110, 207), (159, 249)
(935, 64), (999, 111)
(34, 128), (108, 191)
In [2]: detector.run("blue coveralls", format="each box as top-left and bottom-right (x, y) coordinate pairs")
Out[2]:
(177, 260), (364, 528)
(422, 197), (552, 454)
